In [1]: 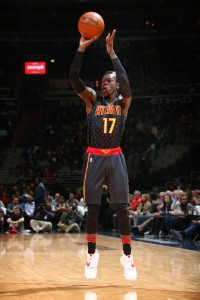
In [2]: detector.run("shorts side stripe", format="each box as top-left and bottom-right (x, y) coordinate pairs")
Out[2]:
(83, 153), (90, 200)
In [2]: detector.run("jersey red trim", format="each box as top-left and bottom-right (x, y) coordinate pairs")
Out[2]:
(86, 146), (122, 156)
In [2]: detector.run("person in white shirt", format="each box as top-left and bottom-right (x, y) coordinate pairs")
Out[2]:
(24, 194), (35, 230)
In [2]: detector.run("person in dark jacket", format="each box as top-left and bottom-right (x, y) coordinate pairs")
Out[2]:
(33, 177), (46, 215)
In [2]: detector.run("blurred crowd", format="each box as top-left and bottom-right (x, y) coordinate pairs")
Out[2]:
(0, 180), (200, 244)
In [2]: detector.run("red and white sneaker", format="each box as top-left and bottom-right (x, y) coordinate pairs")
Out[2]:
(84, 251), (99, 279)
(120, 253), (137, 281)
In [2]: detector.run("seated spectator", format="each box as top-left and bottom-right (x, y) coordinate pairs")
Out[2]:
(17, 190), (26, 210)
(0, 190), (10, 207)
(131, 192), (163, 235)
(24, 194), (35, 230)
(130, 193), (152, 226)
(6, 196), (24, 217)
(7, 207), (24, 233)
(128, 190), (142, 213)
(171, 220), (200, 242)
(78, 196), (87, 216)
(57, 203), (82, 233)
(66, 192), (80, 207)
(171, 193), (200, 242)
(33, 177), (46, 214)
(136, 192), (162, 226)
(0, 202), (6, 232)
(145, 193), (174, 238)
(164, 194), (192, 239)
(52, 192), (60, 207)
(46, 196), (55, 211)
(30, 202), (55, 233)
(53, 195), (68, 230)
(0, 200), (5, 210)
(193, 189), (200, 205)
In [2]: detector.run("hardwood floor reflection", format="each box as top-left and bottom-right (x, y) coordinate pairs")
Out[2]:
(0, 232), (200, 300)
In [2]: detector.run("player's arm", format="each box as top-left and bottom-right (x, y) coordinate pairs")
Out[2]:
(69, 35), (98, 113)
(106, 30), (132, 116)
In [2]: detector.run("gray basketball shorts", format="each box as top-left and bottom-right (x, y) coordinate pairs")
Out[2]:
(82, 150), (129, 205)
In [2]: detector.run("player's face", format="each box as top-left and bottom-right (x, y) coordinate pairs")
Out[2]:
(101, 73), (118, 98)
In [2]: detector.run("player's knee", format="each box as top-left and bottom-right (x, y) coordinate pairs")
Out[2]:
(86, 204), (100, 234)
(115, 203), (131, 235)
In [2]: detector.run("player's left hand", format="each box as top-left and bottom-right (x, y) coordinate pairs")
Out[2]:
(106, 29), (116, 54)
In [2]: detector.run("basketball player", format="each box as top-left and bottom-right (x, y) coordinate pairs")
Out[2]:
(69, 29), (137, 281)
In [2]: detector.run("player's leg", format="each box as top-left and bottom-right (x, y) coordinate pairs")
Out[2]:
(83, 154), (105, 279)
(107, 154), (137, 280)
(84, 204), (100, 279)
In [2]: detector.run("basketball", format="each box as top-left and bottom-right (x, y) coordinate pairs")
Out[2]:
(78, 12), (105, 39)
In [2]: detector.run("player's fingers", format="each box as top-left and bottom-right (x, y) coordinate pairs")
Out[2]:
(111, 29), (116, 39)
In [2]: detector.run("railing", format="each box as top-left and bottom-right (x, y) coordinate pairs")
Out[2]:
(58, 171), (82, 191)
(0, 171), (82, 192)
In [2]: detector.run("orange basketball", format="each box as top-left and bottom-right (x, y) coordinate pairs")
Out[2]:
(78, 12), (105, 39)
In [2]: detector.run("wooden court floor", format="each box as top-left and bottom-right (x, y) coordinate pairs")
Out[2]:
(0, 232), (200, 300)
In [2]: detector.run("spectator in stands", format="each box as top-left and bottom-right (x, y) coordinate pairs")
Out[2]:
(192, 189), (200, 205)
(19, 192), (27, 210)
(7, 207), (24, 233)
(55, 195), (67, 214)
(40, 167), (54, 179)
(145, 193), (174, 238)
(0, 190), (10, 207)
(30, 202), (55, 233)
(171, 190), (200, 242)
(171, 189), (184, 204)
(53, 195), (67, 230)
(46, 196), (55, 211)
(57, 203), (82, 233)
(131, 192), (163, 235)
(6, 196), (23, 216)
(45, 190), (53, 202)
(33, 177), (46, 214)
(158, 191), (166, 206)
(171, 220), (200, 242)
(164, 194), (192, 239)
(24, 194), (35, 230)
(66, 192), (80, 207)
(0, 200), (5, 210)
(131, 193), (152, 226)
(0, 201), (6, 232)
(137, 192), (162, 226)
(128, 190), (142, 213)
(52, 192), (60, 206)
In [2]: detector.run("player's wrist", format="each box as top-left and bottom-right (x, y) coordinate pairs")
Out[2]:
(110, 51), (117, 59)
(77, 47), (85, 53)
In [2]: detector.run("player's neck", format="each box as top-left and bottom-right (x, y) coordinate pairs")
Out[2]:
(105, 93), (118, 103)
